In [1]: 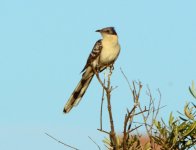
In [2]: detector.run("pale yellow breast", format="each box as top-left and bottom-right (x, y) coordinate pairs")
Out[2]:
(99, 36), (120, 65)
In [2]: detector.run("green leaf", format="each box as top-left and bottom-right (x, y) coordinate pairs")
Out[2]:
(155, 121), (162, 131)
(182, 122), (196, 137)
(169, 112), (174, 127)
(189, 81), (196, 99)
(102, 137), (111, 146)
(184, 103), (194, 120)
(179, 116), (188, 122)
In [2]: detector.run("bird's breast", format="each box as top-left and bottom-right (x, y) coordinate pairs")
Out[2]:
(99, 44), (120, 66)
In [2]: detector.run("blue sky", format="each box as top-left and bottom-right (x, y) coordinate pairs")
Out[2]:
(0, 0), (196, 149)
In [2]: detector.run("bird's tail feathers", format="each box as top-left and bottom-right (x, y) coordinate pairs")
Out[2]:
(63, 75), (93, 113)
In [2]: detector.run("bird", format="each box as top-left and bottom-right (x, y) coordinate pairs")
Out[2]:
(63, 27), (120, 113)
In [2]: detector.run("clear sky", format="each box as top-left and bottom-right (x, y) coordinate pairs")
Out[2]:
(0, 0), (196, 149)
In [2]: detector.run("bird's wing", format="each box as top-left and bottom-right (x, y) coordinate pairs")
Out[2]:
(81, 39), (102, 72)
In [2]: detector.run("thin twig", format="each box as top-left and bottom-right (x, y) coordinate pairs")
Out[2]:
(111, 86), (118, 91)
(132, 121), (157, 131)
(154, 105), (167, 112)
(97, 129), (110, 135)
(132, 108), (149, 117)
(100, 78), (105, 130)
(88, 136), (101, 150)
(45, 132), (79, 150)
(120, 68), (133, 91)
(126, 125), (142, 134)
(92, 66), (107, 91)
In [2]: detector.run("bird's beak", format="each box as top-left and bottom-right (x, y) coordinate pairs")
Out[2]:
(95, 29), (101, 32)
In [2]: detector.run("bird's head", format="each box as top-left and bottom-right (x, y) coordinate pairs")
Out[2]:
(96, 27), (117, 38)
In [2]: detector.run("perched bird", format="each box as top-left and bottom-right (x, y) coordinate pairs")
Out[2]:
(63, 27), (120, 113)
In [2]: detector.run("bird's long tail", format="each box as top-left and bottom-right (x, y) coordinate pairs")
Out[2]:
(63, 72), (94, 113)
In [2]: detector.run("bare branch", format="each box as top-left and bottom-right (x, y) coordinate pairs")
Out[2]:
(88, 136), (101, 150)
(100, 78), (105, 130)
(45, 132), (79, 150)
(94, 66), (119, 149)
(120, 76), (144, 150)
(91, 66), (107, 91)
(97, 129), (110, 135)
(120, 68), (133, 91)
(127, 125), (142, 134)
